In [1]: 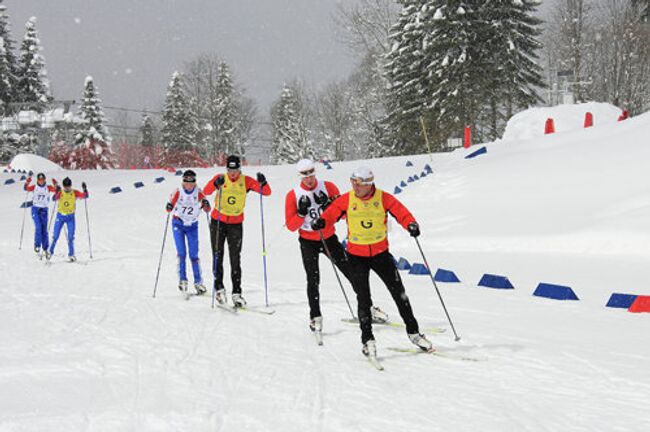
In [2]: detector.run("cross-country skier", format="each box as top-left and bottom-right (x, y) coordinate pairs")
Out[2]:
(203, 155), (272, 307)
(284, 159), (388, 336)
(48, 177), (88, 262)
(24, 173), (57, 256)
(166, 169), (211, 296)
(312, 166), (433, 358)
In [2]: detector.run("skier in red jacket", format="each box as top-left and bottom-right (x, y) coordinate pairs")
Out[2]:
(285, 159), (387, 338)
(312, 166), (433, 358)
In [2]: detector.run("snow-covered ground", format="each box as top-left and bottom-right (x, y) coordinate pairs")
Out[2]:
(1, 108), (649, 431)
(6, 153), (63, 173)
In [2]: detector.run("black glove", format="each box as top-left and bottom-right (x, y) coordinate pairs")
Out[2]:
(201, 198), (211, 212)
(407, 222), (420, 238)
(166, 202), (173, 212)
(297, 195), (311, 217)
(55, 185), (61, 193)
(213, 175), (225, 188)
(314, 191), (328, 206)
(311, 217), (326, 231)
(28, 170), (33, 176)
(81, 182), (88, 192)
(256, 172), (267, 186)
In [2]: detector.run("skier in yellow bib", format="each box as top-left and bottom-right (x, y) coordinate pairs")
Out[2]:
(48, 177), (89, 262)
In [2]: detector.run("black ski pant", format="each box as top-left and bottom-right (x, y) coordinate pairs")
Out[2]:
(299, 234), (359, 319)
(210, 220), (243, 294)
(348, 251), (419, 344)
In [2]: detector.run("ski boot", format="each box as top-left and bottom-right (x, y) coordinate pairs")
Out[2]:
(194, 282), (207, 296)
(215, 289), (227, 305)
(408, 333), (433, 352)
(370, 306), (389, 324)
(45, 251), (52, 261)
(232, 293), (247, 308)
(178, 280), (188, 293)
(362, 339), (377, 357)
(34, 246), (41, 254)
(68, 256), (77, 263)
(309, 316), (323, 332)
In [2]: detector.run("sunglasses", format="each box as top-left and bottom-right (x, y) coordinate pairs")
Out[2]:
(299, 168), (316, 177)
(182, 178), (196, 183)
(351, 177), (373, 186)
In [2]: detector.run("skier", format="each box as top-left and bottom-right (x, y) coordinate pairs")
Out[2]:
(24, 173), (58, 256)
(48, 177), (88, 262)
(203, 155), (272, 307)
(165, 169), (211, 295)
(312, 166), (433, 358)
(285, 159), (388, 335)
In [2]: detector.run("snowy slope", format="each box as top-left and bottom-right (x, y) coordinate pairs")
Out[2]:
(1, 112), (649, 431)
(8, 153), (63, 173)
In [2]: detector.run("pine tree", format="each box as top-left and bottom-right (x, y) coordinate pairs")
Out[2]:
(0, 1), (18, 115)
(16, 17), (50, 111)
(271, 84), (313, 164)
(139, 113), (155, 147)
(68, 76), (115, 169)
(160, 71), (201, 167)
(480, 0), (545, 140)
(384, 0), (432, 153)
(213, 62), (237, 157)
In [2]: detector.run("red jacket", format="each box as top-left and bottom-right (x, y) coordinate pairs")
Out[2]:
(203, 173), (271, 224)
(320, 187), (416, 257)
(285, 180), (340, 241)
(24, 177), (57, 193)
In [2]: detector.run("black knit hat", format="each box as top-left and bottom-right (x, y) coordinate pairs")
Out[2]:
(62, 177), (72, 187)
(36, 173), (45, 180)
(226, 155), (241, 170)
(182, 169), (197, 182)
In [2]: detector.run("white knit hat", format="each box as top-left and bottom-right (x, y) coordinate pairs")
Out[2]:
(350, 166), (374, 185)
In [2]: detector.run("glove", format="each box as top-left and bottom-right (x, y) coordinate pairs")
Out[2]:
(165, 202), (173, 212)
(55, 185), (61, 193)
(297, 195), (311, 217)
(28, 170), (33, 176)
(407, 222), (420, 238)
(201, 198), (211, 212)
(81, 182), (88, 192)
(314, 191), (328, 206)
(311, 217), (326, 231)
(213, 175), (225, 188)
(256, 172), (267, 186)
(51, 178), (58, 186)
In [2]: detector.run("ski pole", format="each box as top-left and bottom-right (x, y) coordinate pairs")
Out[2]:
(413, 237), (461, 341)
(18, 189), (29, 250)
(211, 188), (223, 309)
(83, 196), (93, 259)
(259, 191), (269, 307)
(318, 229), (356, 320)
(47, 199), (56, 232)
(152, 212), (171, 298)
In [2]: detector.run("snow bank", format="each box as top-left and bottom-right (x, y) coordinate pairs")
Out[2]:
(8, 153), (62, 173)
(502, 102), (623, 142)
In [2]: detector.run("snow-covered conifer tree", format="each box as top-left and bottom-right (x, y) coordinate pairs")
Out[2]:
(160, 71), (201, 167)
(0, 1), (18, 114)
(16, 17), (50, 111)
(68, 76), (116, 169)
(271, 84), (313, 164)
(213, 62), (237, 157)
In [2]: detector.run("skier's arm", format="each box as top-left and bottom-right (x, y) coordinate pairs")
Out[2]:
(167, 189), (180, 212)
(285, 190), (304, 232)
(320, 193), (348, 227)
(74, 190), (88, 199)
(24, 178), (35, 192)
(383, 192), (416, 230)
(198, 190), (211, 212)
(202, 174), (223, 196)
(47, 179), (57, 193)
(245, 175), (271, 196)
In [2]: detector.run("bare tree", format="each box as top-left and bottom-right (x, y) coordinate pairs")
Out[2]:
(332, 0), (398, 56)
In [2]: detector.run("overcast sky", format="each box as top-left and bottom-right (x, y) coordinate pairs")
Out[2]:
(5, 0), (354, 116)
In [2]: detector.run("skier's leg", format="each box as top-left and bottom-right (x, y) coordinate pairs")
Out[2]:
(66, 215), (76, 257)
(370, 251), (419, 334)
(299, 237), (322, 319)
(187, 222), (201, 284)
(49, 214), (63, 254)
(40, 208), (49, 251)
(212, 221), (227, 291)
(227, 223), (243, 294)
(172, 219), (188, 282)
(347, 254), (374, 343)
(31, 207), (41, 249)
